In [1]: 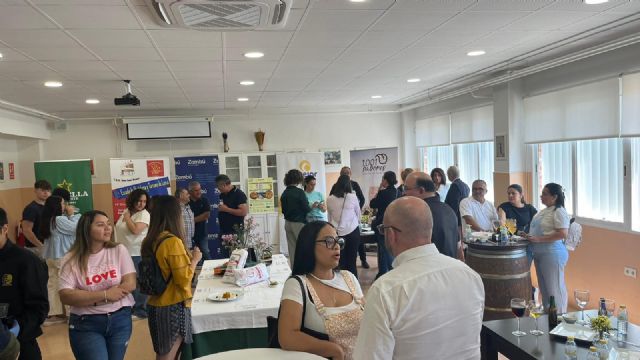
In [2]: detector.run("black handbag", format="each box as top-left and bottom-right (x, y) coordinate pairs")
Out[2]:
(267, 275), (330, 348)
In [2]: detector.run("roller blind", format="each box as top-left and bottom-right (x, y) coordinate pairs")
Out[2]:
(523, 78), (619, 143)
(622, 73), (640, 137)
(450, 105), (493, 144)
(415, 114), (450, 147)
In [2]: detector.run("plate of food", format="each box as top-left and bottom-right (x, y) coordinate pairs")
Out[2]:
(549, 322), (596, 343)
(207, 291), (243, 302)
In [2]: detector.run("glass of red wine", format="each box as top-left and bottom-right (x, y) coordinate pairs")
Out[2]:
(511, 298), (527, 337)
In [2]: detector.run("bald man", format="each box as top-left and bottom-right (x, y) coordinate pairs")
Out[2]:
(353, 197), (484, 360)
(404, 172), (461, 260)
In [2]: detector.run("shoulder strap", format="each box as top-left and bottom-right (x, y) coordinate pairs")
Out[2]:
(304, 276), (327, 315)
(153, 233), (175, 282)
(336, 196), (347, 231)
(292, 276), (308, 329)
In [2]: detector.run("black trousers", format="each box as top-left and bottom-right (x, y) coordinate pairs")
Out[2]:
(339, 227), (361, 278)
(18, 338), (42, 360)
(358, 240), (367, 262)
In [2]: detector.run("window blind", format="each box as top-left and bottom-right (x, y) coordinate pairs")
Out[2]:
(523, 78), (619, 143)
(622, 73), (640, 137)
(415, 114), (450, 147)
(450, 105), (494, 144)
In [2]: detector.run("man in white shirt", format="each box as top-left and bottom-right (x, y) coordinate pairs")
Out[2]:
(460, 179), (499, 232)
(353, 197), (485, 360)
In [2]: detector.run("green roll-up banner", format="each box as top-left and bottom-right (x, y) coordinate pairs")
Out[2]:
(34, 159), (93, 213)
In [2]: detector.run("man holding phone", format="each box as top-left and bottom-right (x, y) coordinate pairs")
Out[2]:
(303, 175), (327, 222)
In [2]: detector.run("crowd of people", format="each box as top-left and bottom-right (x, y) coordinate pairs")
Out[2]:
(0, 164), (572, 360)
(277, 165), (572, 360)
(0, 176), (248, 360)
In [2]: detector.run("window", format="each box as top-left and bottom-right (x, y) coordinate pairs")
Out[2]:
(422, 145), (453, 172)
(536, 142), (574, 214)
(576, 138), (623, 222)
(632, 138), (640, 231)
(422, 142), (494, 201)
(457, 142), (495, 202)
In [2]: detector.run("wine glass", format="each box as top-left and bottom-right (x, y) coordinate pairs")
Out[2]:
(511, 298), (527, 337)
(574, 289), (590, 325)
(506, 219), (517, 236)
(528, 300), (545, 336)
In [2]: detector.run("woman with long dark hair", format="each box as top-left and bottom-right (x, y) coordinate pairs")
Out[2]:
(430, 168), (449, 202)
(498, 184), (537, 233)
(141, 195), (201, 360)
(59, 210), (136, 360)
(278, 221), (364, 360)
(115, 188), (150, 319)
(525, 183), (570, 312)
(327, 175), (361, 277)
(40, 195), (80, 322)
(370, 171), (398, 278)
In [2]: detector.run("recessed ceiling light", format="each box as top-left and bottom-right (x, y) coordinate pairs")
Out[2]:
(584, 0), (608, 4)
(237, 97), (249, 102)
(467, 50), (486, 57)
(85, 99), (100, 104)
(407, 78), (421, 83)
(44, 81), (63, 88)
(371, 95), (382, 99)
(244, 52), (264, 59)
(0, 53), (3, 59)
(350, 0), (366, 2)
(240, 80), (255, 86)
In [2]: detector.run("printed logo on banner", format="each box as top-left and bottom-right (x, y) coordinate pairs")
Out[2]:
(147, 160), (165, 177)
(361, 153), (390, 173)
(58, 179), (89, 201)
(298, 160), (318, 178)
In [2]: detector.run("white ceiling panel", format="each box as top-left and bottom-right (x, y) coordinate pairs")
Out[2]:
(0, 6), (56, 29)
(18, 46), (95, 61)
(300, 10), (384, 32)
(148, 30), (222, 48)
(0, 1), (639, 116)
(39, 5), (141, 29)
(289, 31), (361, 48)
(0, 30), (79, 47)
(505, 11), (597, 31)
(224, 31), (295, 48)
(70, 29), (153, 48)
(93, 47), (160, 61)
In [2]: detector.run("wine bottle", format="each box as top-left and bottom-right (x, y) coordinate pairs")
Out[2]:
(548, 295), (558, 328)
(598, 298), (607, 316)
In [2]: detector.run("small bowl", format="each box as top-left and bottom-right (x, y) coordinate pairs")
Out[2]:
(562, 314), (577, 324)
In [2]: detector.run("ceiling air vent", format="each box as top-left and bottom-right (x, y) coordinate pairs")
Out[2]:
(147, 0), (290, 30)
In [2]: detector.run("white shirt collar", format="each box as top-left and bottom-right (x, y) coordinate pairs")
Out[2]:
(391, 243), (439, 268)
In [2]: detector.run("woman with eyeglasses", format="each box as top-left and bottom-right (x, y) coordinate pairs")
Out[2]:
(279, 221), (365, 360)
(327, 175), (362, 278)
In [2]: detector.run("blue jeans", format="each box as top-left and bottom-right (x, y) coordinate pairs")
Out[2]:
(376, 233), (394, 278)
(68, 307), (132, 360)
(529, 241), (569, 313)
(131, 256), (148, 317)
(194, 236), (210, 264)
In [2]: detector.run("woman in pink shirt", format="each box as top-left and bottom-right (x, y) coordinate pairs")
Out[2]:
(59, 210), (136, 360)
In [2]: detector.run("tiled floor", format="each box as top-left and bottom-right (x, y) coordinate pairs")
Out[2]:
(38, 253), (507, 359)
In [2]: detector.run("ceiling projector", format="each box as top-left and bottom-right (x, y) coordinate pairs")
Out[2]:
(114, 80), (141, 106)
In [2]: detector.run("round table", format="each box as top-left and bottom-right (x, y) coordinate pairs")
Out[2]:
(195, 348), (325, 360)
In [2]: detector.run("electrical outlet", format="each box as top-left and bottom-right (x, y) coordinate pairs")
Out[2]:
(624, 267), (637, 279)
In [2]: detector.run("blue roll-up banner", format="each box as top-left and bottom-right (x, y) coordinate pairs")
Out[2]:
(174, 155), (222, 258)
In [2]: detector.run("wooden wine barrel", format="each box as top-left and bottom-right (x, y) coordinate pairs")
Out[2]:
(465, 241), (532, 321)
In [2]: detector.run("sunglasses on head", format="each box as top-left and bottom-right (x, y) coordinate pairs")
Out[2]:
(315, 236), (345, 250)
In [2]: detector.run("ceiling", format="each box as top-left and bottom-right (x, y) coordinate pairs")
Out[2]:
(1, 0), (640, 119)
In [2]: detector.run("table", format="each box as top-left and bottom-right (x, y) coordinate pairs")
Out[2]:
(482, 310), (640, 360)
(195, 348), (325, 360)
(182, 255), (292, 360)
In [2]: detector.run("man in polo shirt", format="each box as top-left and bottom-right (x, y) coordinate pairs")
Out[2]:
(21, 180), (52, 254)
(460, 179), (499, 232)
(403, 172), (463, 260)
(215, 175), (248, 237)
(189, 181), (211, 261)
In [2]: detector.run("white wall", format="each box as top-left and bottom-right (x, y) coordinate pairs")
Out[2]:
(0, 134), (41, 190)
(41, 112), (403, 184)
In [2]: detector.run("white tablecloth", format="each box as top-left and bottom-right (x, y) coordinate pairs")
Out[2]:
(195, 348), (324, 360)
(191, 254), (291, 334)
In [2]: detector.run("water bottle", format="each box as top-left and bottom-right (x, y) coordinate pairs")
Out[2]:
(617, 305), (628, 347)
(586, 346), (600, 360)
(499, 227), (508, 244)
(564, 336), (577, 360)
(464, 224), (472, 242)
